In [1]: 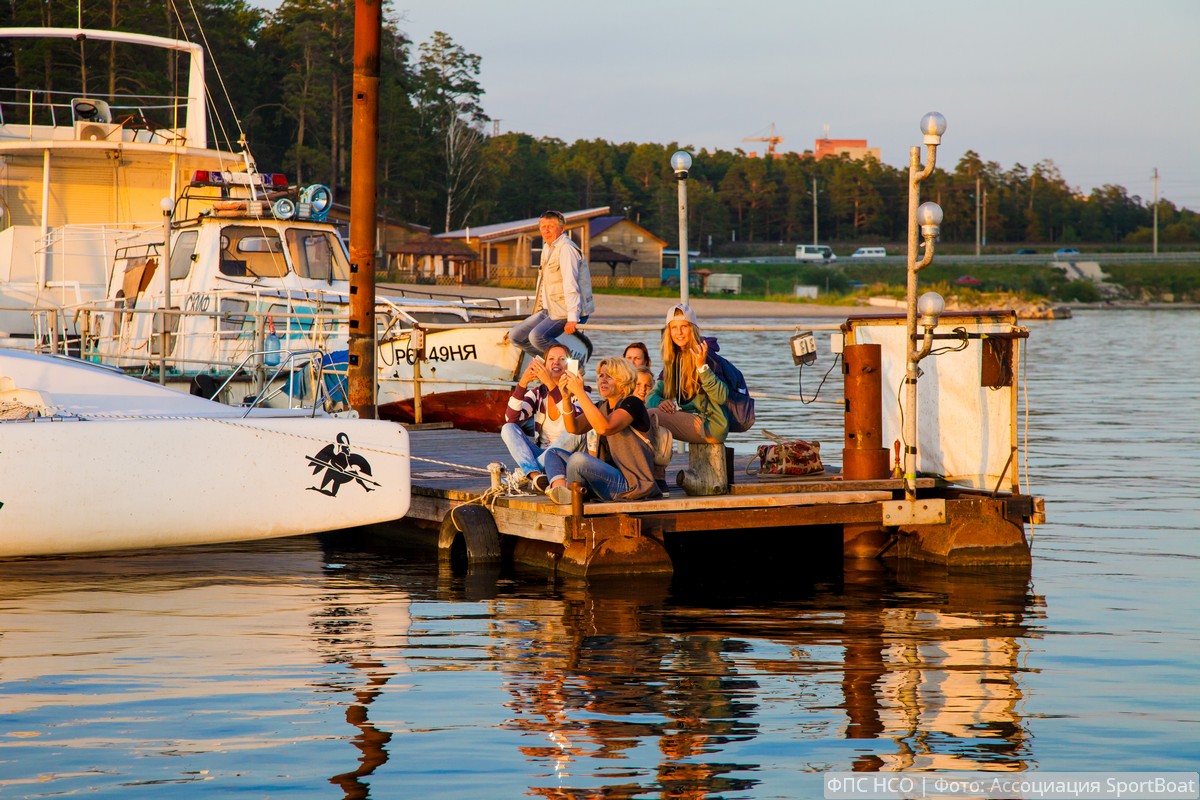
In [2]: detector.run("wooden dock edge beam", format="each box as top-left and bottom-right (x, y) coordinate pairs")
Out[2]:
(413, 488), (1036, 575)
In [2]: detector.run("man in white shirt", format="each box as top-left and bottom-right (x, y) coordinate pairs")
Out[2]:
(510, 210), (595, 359)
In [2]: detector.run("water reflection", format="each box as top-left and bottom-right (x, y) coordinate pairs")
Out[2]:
(0, 534), (1042, 798)
(446, 558), (1044, 798)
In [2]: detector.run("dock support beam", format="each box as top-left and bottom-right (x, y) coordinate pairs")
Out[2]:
(884, 496), (1031, 567)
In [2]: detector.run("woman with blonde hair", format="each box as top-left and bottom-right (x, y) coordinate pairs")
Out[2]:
(541, 356), (657, 503)
(646, 303), (729, 444)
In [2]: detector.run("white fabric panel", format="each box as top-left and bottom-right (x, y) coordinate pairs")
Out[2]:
(850, 318), (1016, 491)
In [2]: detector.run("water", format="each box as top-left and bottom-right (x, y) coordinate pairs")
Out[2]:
(1, 310), (1197, 797)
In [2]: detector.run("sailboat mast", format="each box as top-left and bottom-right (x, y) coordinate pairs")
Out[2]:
(347, 0), (382, 418)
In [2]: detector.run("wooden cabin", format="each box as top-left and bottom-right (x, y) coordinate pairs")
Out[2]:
(588, 216), (667, 283)
(433, 209), (661, 289)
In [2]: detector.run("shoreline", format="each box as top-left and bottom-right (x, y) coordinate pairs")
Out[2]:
(381, 283), (1198, 320)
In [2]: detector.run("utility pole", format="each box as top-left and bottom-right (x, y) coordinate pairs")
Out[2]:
(348, 0), (382, 418)
(982, 188), (988, 247)
(975, 174), (981, 257)
(1152, 168), (1159, 255)
(812, 176), (818, 245)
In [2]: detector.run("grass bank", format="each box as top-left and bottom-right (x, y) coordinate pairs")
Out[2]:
(657, 261), (1200, 304)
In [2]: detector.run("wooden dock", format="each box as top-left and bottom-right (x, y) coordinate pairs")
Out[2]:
(401, 428), (1039, 577)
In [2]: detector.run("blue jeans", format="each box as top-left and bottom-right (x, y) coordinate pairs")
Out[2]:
(500, 422), (583, 475)
(542, 449), (628, 501)
(510, 311), (588, 359)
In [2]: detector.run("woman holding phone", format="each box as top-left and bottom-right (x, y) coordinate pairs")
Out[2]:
(540, 357), (657, 503)
(646, 303), (729, 444)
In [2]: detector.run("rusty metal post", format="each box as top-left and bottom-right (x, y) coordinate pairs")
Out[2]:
(570, 482), (585, 518)
(842, 343), (888, 479)
(348, 0), (381, 418)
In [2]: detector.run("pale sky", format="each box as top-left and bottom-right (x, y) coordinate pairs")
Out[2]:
(260, 0), (1200, 210)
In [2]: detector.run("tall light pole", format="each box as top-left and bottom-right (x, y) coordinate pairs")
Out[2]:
(975, 174), (981, 257)
(671, 150), (692, 304)
(903, 112), (947, 502)
(812, 176), (819, 245)
(1152, 167), (1159, 255)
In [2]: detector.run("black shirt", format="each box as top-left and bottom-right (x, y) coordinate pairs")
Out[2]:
(613, 395), (651, 433)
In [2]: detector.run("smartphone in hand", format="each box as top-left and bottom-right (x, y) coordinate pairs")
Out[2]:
(566, 358), (579, 376)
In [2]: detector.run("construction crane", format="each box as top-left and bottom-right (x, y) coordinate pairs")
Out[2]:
(742, 122), (784, 158)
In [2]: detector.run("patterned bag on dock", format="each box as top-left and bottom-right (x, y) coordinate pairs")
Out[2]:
(748, 430), (823, 477)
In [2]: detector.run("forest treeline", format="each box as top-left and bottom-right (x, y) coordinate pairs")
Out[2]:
(5, 0), (1197, 248)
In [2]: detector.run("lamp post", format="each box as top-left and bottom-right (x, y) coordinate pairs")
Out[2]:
(159, 196), (174, 385)
(671, 150), (692, 304)
(902, 112), (946, 502)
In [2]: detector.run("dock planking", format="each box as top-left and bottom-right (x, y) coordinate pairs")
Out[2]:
(406, 427), (932, 512)
(396, 428), (1030, 576)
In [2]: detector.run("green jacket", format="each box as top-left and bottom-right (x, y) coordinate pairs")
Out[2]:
(646, 364), (729, 442)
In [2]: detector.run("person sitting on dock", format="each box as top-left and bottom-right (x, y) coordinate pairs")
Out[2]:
(623, 342), (651, 370)
(541, 357), (658, 504)
(645, 304), (729, 445)
(510, 210), (595, 359)
(633, 366), (655, 402)
(500, 343), (583, 491)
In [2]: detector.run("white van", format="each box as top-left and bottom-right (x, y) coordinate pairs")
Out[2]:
(850, 247), (887, 258)
(795, 244), (836, 263)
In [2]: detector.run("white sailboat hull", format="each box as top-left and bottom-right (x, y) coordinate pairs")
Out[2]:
(0, 349), (410, 557)
(0, 417), (409, 557)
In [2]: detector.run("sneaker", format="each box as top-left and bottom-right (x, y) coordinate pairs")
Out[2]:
(547, 485), (573, 505)
(531, 473), (550, 493)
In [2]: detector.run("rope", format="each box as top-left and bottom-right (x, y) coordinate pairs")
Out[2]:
(25, 409), (492, 474)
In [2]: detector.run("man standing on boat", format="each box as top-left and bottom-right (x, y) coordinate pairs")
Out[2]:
(510, 210), (594, 358)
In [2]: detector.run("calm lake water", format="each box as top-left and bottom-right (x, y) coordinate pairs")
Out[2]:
(1, 310), (1197, 798)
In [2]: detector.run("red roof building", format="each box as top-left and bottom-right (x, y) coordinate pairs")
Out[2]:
(812, 138), (881, 162)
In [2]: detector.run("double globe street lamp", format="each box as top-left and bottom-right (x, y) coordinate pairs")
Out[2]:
(902, 112), (947, 502)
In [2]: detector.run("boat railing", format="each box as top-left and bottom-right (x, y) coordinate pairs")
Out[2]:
(212, 347), (332, 417)
(380, 287), (534, 316)
(40, 301), (342, 405)
(0, 86), (187, 142)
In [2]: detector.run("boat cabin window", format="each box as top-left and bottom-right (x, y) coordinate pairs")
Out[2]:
(286, 229), (349, 282)
(413, 312), (470, 325)
(220, 226), (287, 278)
(169, 231), (198, 280)
(219, 298), (250, 339)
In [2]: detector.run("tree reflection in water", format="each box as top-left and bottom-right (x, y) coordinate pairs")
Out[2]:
(316, 532), (1042, 799)
(489, 562), (1040, 797)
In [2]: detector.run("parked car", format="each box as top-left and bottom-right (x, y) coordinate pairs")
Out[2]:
(956, 275), (982, 286)
(850, 247), (887, 258)
(1015, 248), (1037, 255)
(1054, 248), (1080, 256)
(794, 244), (836, 263)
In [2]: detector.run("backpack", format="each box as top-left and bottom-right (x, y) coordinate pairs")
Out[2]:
(708, 351), (755, 433)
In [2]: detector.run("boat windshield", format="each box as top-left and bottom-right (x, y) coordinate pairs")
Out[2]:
(286, 229), (349, 282)
(220, 226), (288, 278)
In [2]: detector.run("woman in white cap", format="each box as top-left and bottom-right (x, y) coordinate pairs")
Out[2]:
(645, 303), (729, 444)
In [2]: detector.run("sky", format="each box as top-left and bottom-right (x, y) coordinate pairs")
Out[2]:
(260, 0), (1199, 210)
